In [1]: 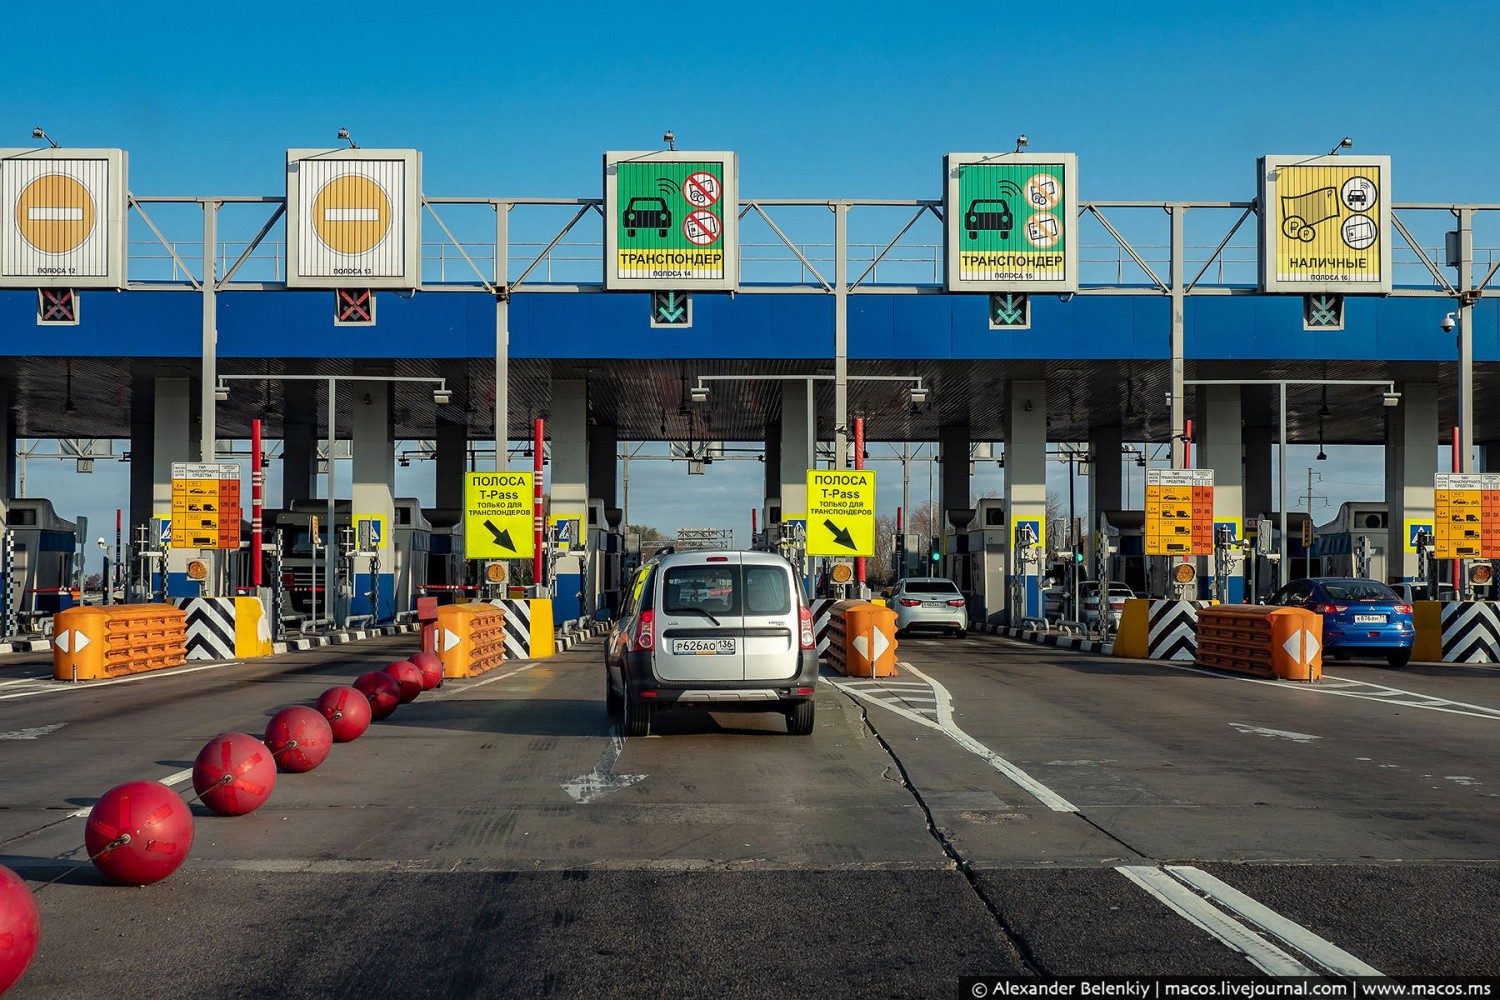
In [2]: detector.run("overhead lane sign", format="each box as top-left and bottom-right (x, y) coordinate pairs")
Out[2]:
(465, 472), (534, 560)
(805, 470), (876, 557)
(0, 148), (128, 288)
(1259, 154), (1391, 294)
(944, 152), (1078, 294)
(286, 148), (422, 289)
(604, 150), (739, 292)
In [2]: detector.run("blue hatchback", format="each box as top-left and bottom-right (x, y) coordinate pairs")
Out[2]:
(1266, 578), (1415, 667)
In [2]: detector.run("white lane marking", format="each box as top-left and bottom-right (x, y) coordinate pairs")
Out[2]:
(560, 735), (646, 804)
(1153, 661), (1500, 721)
(1117, 866), (1313, 976)
(0, 661), (240, 701)
(0, 676), (43, 689)
(828, 665), (1078, 813)
(427, 661), (539, 698)
(0, 723), (65, 740)
(1164, 866), (1383, 977)
(1228, 723), (1321, 743)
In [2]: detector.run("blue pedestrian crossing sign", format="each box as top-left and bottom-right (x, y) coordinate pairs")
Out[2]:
(356, 515), (387, 551)
(155, 517), (171, 547)
(1406, 520), (1433, 552)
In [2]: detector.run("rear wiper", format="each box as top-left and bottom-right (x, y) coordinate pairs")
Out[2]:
(677, 605), (721, 626)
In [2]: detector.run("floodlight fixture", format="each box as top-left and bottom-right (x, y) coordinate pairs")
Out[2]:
(689, 385), (709, 403)
(909, 384), (929, 405)
(337, 127), (359, 149)
(433, 386), (452, 405)
(1382, 390), (1402, 408)
(214, 382), (230, 402)
(1329, 136), (1352, 155)
(32, 127), (59, 148)
(1014, 133), (1028, 152)
(663, 130), (676, 151)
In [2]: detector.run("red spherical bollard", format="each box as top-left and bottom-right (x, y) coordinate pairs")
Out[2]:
(85, 781), (195, 886)
(315, 685), (372, 742)
(354, 671), (401, 720)
(263, 706), (334, 773)
(0, 864), (40, 994)
(383, 660), (423, 703)
(409, 650), (444, 690)
(192, 733), (277, 816)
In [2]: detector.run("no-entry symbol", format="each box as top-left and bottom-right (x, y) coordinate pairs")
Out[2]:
(311, 174), (392, 255)
(16, 173), (95, 254)
(683, 210), (721, 246)
(683, 171), (721, 209)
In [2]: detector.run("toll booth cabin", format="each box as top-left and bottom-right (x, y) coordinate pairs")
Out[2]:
(423, 507), (477, 605)
(952, 499), (1008, 624)
(4, 498), (79, 630)
(1310, 502), (1390, 582)
(263, 498), (430, 623)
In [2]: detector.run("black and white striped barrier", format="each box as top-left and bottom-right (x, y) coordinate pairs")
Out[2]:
(1439, 601), (1500, 663)
(1146, 600), (1212, 661)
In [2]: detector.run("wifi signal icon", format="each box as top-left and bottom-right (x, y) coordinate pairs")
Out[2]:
(999, 179), (1022, 200)
(657, 177), (680, 197)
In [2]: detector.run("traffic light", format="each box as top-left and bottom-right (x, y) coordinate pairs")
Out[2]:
(1073, 549), (1085, 564)
(930, 537), (942, 563)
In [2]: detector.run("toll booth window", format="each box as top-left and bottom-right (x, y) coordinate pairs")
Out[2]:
(662, 566), (740, 616)
(744, 566), (791, 615)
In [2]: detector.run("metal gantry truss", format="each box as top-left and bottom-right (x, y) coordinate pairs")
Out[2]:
(118, 191), (1500, 474)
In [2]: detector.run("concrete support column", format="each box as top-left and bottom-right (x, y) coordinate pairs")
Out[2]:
(587, 422), (618, 511)
(1243, 425), (1274, 519)
(1088, 424), (1123, 514)
(1197, 384), (1245, 602)
(550, 380), (589, 621)
(351, 383), (396, 622)
(1385, 382), (1438, 583)
(1005, 382), (1047, 622)
(127, 377), (156, 532)
(434, 417), (467, 512)
(779, 384), (812, 522)
(0, 382), (12, 522)
(763, 419), (782, 538)
(280, 385), (318, 508)
(152, 378), (200, 596)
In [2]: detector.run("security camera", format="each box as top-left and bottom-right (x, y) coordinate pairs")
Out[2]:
(1442, 312), (1457, 333)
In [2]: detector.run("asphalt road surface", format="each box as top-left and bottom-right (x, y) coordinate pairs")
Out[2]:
(2, 631), (1497, 998)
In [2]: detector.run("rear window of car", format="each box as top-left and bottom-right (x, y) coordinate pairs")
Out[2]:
(905, 580), (961, 595)
(1321, 580), (1399, 602)
(660, 563), (792, 617)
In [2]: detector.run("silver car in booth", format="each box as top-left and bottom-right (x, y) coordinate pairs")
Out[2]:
(889, 577), (968, 638)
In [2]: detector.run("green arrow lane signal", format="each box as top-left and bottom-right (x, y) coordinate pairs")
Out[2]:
(990, 292), (1029, 326)
(651, 290), (690, 325)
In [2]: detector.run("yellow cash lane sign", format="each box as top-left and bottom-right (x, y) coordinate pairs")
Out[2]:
(805, 469), (876, 557)
(1259, 154), (1391, 293)
(465, 471), (534, 560)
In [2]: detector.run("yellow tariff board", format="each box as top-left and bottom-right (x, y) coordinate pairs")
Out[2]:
(1434, 473), (1500, 559)
(170, 462), (242, 550)
(805, 469), (876, 556)
(465, 471), (534, 560)
(1144, 469), (1214, 556)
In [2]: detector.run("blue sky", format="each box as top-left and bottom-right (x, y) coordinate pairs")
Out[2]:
(11, 0), (1494, 547)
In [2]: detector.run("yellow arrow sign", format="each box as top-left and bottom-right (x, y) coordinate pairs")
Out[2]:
(805, 469), (876, 556)
(465, 471), (534, 560)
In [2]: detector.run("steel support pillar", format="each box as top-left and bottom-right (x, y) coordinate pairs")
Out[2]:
(1005, 383), (1047, 623)
(1197, 384), (1244, 602)
(1385, 382), (1439, 583)
(550, 379), (589, 622)
(351, 382), (396, 623)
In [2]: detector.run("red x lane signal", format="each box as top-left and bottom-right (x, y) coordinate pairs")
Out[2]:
(334, 288), (375, 325)
(37, 287), (78, 325)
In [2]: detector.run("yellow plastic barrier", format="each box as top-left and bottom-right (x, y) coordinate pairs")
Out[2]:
(1112, 599), (1150, 658)
(528, 597), (555, 659)
(1411, 601), (1443, 663)
(1194, 605), (1322, 681)
(827, 599), (898, 677)
(51, 604), (188, 682)
(434, 602), (507, 679)
(233, 597), (273, 658)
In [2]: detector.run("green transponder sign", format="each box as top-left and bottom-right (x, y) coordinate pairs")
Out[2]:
(615, 160), (725, 282)
(956, 162), (1067, 283)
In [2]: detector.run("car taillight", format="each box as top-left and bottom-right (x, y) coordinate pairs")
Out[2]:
(1315, 603), (1348, 615)
(898, 598), (922, 607)
(633, 609), (655, 651)
(946, 598), (965, 607)
(1394, 604), (1413, 615)
(799, 607), (815, 650)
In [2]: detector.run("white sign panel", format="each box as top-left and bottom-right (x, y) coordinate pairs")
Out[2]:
(0, 149), (128, 288)
(285, 149), (421, 288)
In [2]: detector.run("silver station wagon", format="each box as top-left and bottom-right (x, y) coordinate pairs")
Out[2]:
(603, 550), (820, 737)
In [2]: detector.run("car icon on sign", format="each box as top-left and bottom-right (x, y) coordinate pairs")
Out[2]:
(623, 197), (671, 237)
(964, 198), (1013, 240)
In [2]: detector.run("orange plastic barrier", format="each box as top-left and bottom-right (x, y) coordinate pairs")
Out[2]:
(433, 602), (507, 679)
(1194, 605), (1322, 681)
(51, 604), (188, 682)
(827, 600), (898, 677)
